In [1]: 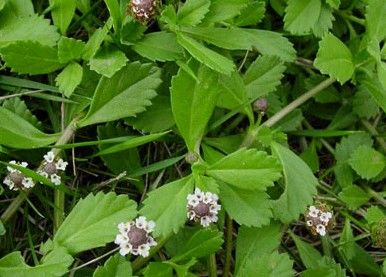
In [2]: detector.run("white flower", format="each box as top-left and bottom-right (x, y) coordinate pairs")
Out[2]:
(56, 159), (68, 171)
(319, 212), (332, 224)
(44, 151), (55, 163)
(3, 161), (34, 190)
(306, 220), (313, 227)
(50, 174), (61, 186)
(187, 188), (221, 227)
(316, 224), (326, 236)
(308, 206), (319, 218)
(115, 216), (157, 258)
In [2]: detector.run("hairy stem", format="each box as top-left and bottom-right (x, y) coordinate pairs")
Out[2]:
(208, 254), (217, 277)
(241, 77), (336, 147)
(0, 118), (78, 223)
(222, 214), (233, 277)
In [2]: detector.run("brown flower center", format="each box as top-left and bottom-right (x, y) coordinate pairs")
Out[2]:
(8, 171), (25, 188)
(193, 202), (210, 217)
(128, 226), (148, 249)
(43, 162), (57, 175)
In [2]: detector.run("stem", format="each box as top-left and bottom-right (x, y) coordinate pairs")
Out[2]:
(208, 254), (217, 277)
(241, 77), (336, 147)
(53, 191), (65, 233)
(365, 187), (386, 208)
(132, 236), (169, 272)
(222, 214), (233, 277)
(0, 118), (79, 223)
(361, 119), (386, 154)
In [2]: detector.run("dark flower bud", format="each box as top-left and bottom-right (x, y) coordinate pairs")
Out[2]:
(129, 0), (158, 23)
(253, 98), (268, 113)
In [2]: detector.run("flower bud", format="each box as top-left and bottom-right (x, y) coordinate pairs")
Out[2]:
(253, 98), (268, 113)
(129, 0), (158, 23)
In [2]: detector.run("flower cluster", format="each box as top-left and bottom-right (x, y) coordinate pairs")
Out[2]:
(305, 205), (333, 236)
(187, 188), (221, 227)
(129, 0), (157, 23)
(3, 161), (34, 191)
(115, 216), (157, 257)
(38, 151), (68, 185)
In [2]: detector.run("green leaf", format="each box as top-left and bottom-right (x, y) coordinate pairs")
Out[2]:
(125, 95), (175, 133)
(339, 185), (371, 209)
(235, 223), (281, 276)
(348, 145), (385, 179)
(0, 107), (59, 148)
(365, 206), (385, 226)
(55, 62), (83, 97)
(176, 33), (235, 75)
(0, 41), (63, 75)
(366, 0), (386, 42)
(241, 252), (294, 277)
(0, 248), (73, 277)
(300, 140), (320, 173)
(144, 262), (173, 277)
(0, 14), (59, 47)
(353, 89), (379, 119)
(132, 32), (183, 62)
(177, 0), (210, 26)
(171, 229), (223, 262)
(220, 183), (272, 227)
(339, 219), (355, 260)
(284, 0), (321, 35)
(244, 55), (285, 99)
(202, 0), (249, 24)
(57, 37), (85, 63)
(271, 142), (318, 223)
(140, 177), (194, 237)
(82, 20), (112, 60)
(2, 97), (41, 128)
(89, 45), (128, 78)
(0, 220), (4, 236)
(290, 233), (322, 269)
(49, 0), (76, 34)
(360, 74), (386, 114)
(93, 253), (132, 277)
(171, 60), (221, 151)
(233, 1), (266, 27)
(52, 192), (137, 255)
(104, 0), (121, 33)
(94, 132), (169, 156)
(79, 61), (161, 127)
(314, 33), (354, 84)
(326, 0), (340, 9)
(207, 148), (282, 190)
(120, 16), (146, 45)
(312, 3), (334, 38)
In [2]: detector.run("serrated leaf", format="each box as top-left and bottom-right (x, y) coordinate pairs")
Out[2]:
(335, 133), (373, 162)
(365, 206), (385, 226)
(2, 97), (41, 128)
(326, 0), (340, 9)
(0, 248), (73, 277)
(353, 89), (379, 119)
(202, 0), (249, 24)
(339, 219), (355, 260)
(377, 61), (386, 89)
(312, 3), (334, 38)
(125, 95), (175, 133)
(104, 0), (121, 33)
(0, 41), (64, 75)
(55, 62), (83, 97)
(176, 33), (235, 75)
(0, 107), (59, 148)
(244, 55), (285, 99)
(284, 0), (321, 35)
(144, 262), (173, 277)
(49, 0), (76, 34)
(82, 20), (112, 60)
(93, 253), (132, 277)
(0, 14), (59, 47)
(89, 45), (128, 78)
(52, 192), (137, 255)
(58, 37), (85, 63)
(132, 32), (183, 62)
(234, 1), (266, 26)
(271, 142), (318, 223)
(366, 0), (386, 42)
(220, 183), (272, 226)
(140, 177), (194, 237)
(79, 61), (161, 127)
(314, 33), (354, 84)
(207, 148), (282, 191)
(241, 252), (294, 277)
(171, 229), (223, 262)
(235, 223), (281, 276)
(360, 74), (386, 113)
(171, 60), (221, 151)
(177, 0), (210, 26)
(339, 185), (371, 209)
(348, 145), (385, 179)
(290, 233), (322, 269)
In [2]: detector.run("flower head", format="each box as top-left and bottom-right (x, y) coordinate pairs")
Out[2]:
(115, 216), (157, 257)
(187, 188), (221, 227)
(305, 203), (334, 236)
(3, 161), (35, 191)
(38, 151), (68, 185)
(129, 0), (158, 23)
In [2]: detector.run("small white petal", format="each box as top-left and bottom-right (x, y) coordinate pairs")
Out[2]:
(50, 174), (61, 185)
(56, 159), (68, 171)
(7, 161), (17, 172)
(187, 195), (199, 207)
(209, 214), (218, 223)
(3, 177), (13, 189)
(306, 220), (313, 227)
(145, 220), (156, 233)
(20, 162), (28, 168)
(115, 234), (128, 244)
(136, 216), (147, 229)
(316, 224), (326, 236)
(131, 248), (139, 256)
(147, 236), (157, 247)
(38, 170), (49, 178)
(210, 203), (221, 213)
(200, 216), (211, 227)
(119, 245), (132, 256)
(187, 210), (196, 220)
(22, 178), (35, 189)
(44, 151), (55, 163)
(138, 244), (150, 257)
